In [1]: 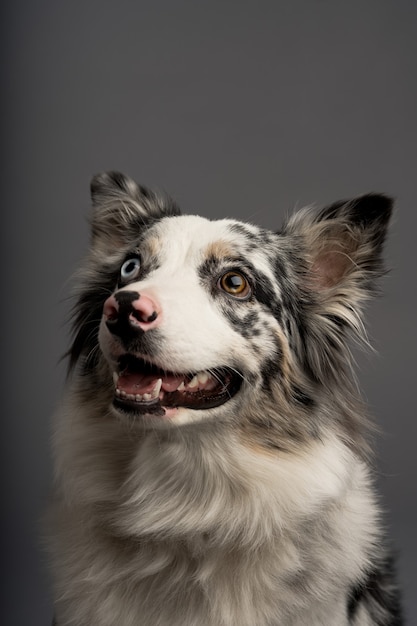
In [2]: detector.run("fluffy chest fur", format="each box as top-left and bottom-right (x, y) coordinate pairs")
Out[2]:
(48, 172), (402, 625)
(51, 412), (376, 626)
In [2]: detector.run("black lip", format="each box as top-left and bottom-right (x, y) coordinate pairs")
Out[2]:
(114, 396), (166, 416)
(112, 355), (243, 416)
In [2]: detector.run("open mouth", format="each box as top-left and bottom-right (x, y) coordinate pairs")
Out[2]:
(112, 354), (243, 416)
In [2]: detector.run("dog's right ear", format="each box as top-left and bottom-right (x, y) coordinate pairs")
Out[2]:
(89, 171), (181, 250)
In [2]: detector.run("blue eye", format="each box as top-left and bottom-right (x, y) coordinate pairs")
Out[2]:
(120, 257), (141, 281)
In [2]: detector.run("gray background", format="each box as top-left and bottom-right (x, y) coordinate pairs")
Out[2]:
(2, 1), (416, 624)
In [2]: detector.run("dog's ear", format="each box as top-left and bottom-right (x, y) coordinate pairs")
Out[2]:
(89, 171), (181, 250)
(282, 194), (393, 383)
(285, 193), (393, 299)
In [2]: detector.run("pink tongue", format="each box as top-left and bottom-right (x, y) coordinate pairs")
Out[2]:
(117, 372), (185, 395)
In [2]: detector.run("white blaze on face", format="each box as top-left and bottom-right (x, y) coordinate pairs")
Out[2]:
(116, 215), (247, 373)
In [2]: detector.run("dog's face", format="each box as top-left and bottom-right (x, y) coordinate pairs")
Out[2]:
(97, 214), (295, 426)
(70, 172), (392, 440)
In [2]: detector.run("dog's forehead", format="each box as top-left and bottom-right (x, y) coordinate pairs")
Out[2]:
(147, 214), (270, 263)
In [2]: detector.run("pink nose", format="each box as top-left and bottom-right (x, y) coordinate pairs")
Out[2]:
(103, 291), (160, 337)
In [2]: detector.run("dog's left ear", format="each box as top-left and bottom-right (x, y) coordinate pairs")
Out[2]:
(89, 171), (181, 250)
(285, 193), (393, 300)
(282, 194), (393, 383)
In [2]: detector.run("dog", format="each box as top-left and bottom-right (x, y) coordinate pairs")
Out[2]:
(47, 171), (403, 625)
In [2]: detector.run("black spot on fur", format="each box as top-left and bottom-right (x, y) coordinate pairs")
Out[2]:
(252, 272), (283, 325)
(228, 222), (259, 241)
(347, 555), (403, 625)
(259, 347), (283, 391)
(221, 307), (260, 339)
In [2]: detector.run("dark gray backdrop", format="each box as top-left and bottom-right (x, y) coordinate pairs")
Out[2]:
(2, 1), (416, 624)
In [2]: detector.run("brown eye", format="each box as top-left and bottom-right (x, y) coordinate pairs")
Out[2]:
(219, 271), (251, 298)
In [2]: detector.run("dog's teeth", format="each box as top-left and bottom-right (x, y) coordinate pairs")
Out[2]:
(113, 372), (119, 386)
(143, 393), (151, 401)
(135, 394), (143, 401)
(177, 381), (185, 391)
(197, 371), (209, 385)
(152, 378), (163, 398)
(188, 376), (199, 390)
(126, 393), (135, 401)
(120, 390), (127, 398)
(115, 388), (121, 396)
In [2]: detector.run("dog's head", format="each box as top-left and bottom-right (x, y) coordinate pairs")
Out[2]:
(69, 172), (392, 444)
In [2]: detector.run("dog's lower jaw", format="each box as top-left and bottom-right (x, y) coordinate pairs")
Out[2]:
(112, 398), (179, 420)
(110, 400), (235, 428)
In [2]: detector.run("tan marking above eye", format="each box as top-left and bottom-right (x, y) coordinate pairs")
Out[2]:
(204, 240), (234, 259)
(146, 236), (162, 258)
(219, 271), (251, 298)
